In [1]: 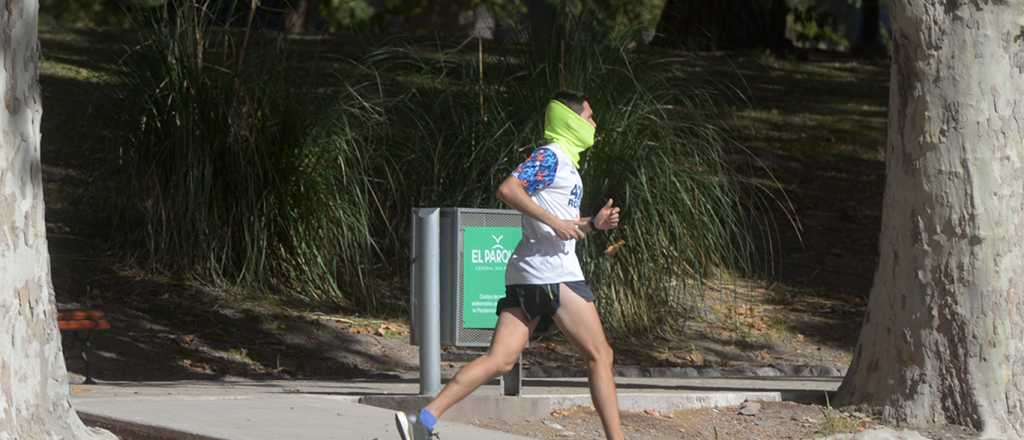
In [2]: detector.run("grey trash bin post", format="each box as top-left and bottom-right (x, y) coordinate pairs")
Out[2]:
(413, 208), (441, 396)
(411, 208), (524, 397)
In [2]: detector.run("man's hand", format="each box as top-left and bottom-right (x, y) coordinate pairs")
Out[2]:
(550, 217), (588, 241)
(592, 199), (621, 231)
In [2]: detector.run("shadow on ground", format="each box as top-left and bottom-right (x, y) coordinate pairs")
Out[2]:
(624, 49), (888, 357)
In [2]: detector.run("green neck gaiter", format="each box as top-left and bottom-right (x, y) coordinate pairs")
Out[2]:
(543, 100), (595, 168)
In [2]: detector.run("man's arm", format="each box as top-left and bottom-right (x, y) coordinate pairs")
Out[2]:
(496, 176), (586, 241)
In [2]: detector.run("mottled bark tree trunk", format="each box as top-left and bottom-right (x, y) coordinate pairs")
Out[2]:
(0, 1), (115, 438)
(837, 1), (1024, 438)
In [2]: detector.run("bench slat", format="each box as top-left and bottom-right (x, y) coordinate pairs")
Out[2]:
(58, 320), (111, 331)
(58, 310), (105, 320)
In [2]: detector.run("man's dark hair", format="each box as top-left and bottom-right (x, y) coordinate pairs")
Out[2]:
(553, 90), (588, 115)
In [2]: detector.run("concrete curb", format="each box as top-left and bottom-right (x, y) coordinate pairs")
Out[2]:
(80, 412), (220, 440)
(378, 363), (848, 381)
(522, 364), (847, 379)
(360, 391), (783, 423)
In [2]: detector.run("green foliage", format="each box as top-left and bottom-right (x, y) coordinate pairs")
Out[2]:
(817, 407), (862, 435)
(378, 0), (526, 21)
(817, 393), (864, 435)
(318, 0), (376, 30)
(789, 3), (850, 50)
(117, 2), (388, 310)
(574, 0), (665, 36)
(40, 0), (144, 27)
(317, 0), (528, 32)
(787, 0), (892, 51)
(316, 0), (665, 38)
(116, 3), (783, 333)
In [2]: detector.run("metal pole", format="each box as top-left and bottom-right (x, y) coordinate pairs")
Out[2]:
(417, 208), (441, 396)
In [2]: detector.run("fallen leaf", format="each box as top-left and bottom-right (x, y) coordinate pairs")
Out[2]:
(685, 350), (705, 366)
(604, 239), (626, 256)
(543, 420), (565, 430)
(738, 401), (761, 416)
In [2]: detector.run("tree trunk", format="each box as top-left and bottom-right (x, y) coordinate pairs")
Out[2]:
(836, 1), (1024, 438)
(0, 1), (115, 439)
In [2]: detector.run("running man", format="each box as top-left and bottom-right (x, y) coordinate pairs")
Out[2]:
(396, 90), (624, 440)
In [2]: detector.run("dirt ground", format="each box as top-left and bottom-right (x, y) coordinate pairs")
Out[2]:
(475, 402), (869, 440)
(474, 402), (978, 440)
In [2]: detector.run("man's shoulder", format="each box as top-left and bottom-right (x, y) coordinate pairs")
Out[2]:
(532, 143), (569, 164)
(524, 144), (561, 167)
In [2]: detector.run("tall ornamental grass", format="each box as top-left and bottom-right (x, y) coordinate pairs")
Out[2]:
(116, 2), (389, 311)
(358, 24), (777, 333)
(116, 2), (783, 333)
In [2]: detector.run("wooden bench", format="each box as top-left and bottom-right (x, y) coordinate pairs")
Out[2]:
(58, 309), (110, 384)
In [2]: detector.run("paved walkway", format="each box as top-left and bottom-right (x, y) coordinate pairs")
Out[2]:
(72, 377), (841, 440)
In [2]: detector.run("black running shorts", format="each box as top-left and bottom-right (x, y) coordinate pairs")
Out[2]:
(495, 281), (594, 334)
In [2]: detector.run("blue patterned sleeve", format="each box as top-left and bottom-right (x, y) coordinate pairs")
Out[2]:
(511, 148), (558, 195)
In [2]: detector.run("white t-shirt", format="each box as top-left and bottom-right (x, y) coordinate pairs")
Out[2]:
(504, 143), (586, 285)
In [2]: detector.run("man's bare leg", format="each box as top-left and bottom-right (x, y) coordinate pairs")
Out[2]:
(553, 284), (624, 440)
(423, 308), (538, 418)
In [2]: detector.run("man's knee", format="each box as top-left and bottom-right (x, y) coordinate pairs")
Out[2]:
(586, 343), (614, 370)
(487, 354), (519, 375)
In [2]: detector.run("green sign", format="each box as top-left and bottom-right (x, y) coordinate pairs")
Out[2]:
(463, 226), (521, 329)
